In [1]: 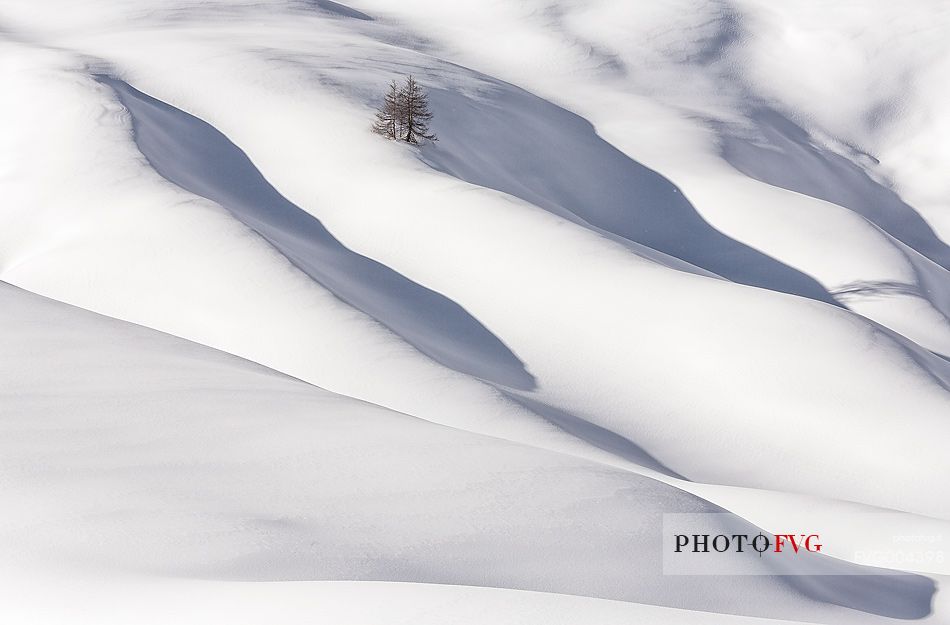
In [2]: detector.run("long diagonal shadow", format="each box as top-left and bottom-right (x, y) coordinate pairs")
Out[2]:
(719, 107), (950, 332)
(420, 85), (840, 306)
(721, 108), (950, 271)
(77, 74), (937, 620)
(99, 76), (535, 390)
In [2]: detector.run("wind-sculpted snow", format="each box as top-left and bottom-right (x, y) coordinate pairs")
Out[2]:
(719, 109), (950, 334)
(350, 0), (950, 352)
(503, 390), (687, 480)
(99, 76), (535, 390)
(720, 108), (950, 272)
(717, 108), (950, 348)
(0, 281), (936, 622)
(2, 1), (950, 623)
(310, 0), (372, 21)
(421, 86), (839, 306)
(3, 3), (950, 512)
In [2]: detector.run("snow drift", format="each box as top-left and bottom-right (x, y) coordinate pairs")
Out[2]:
(2, 0), (949, 623)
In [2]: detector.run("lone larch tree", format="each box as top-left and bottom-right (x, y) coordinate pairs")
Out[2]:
(372, 75), (437, 144)
(371, 79), (403, 140)
(401, 75), (436, 144)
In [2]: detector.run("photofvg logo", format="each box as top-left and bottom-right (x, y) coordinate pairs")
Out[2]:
(662, 513), (944, 576)
(674, 531), (823, 556)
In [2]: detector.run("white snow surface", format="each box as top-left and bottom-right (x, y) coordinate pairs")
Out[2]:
(1, 1), (949, 623)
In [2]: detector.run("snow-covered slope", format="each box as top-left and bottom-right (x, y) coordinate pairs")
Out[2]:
(0, 281), (939, 623)
(1, 1), (949, 623)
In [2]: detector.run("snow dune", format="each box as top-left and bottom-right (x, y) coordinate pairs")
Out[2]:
(100, 75), (535, 390)
(719, 107), (950, 272)
(0, 281), (937, 622)
(421, 83), (838, 305)
(0, 41), (612, 472)
(355, 0), (950, 355)
(1, 0), (950, 623)
(1, 0), (949, 516)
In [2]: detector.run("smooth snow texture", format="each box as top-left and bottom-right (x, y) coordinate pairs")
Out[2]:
(0, 42), (621, 473)
(0, 281), (937, 623)
(421, 84), (838, 305)
(0, 579), (844, 625)
(99, 75), (535, 390)
(350, 0), (950, 354)
(2, 1), (950, 623)
(1, 0), (950, 516)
